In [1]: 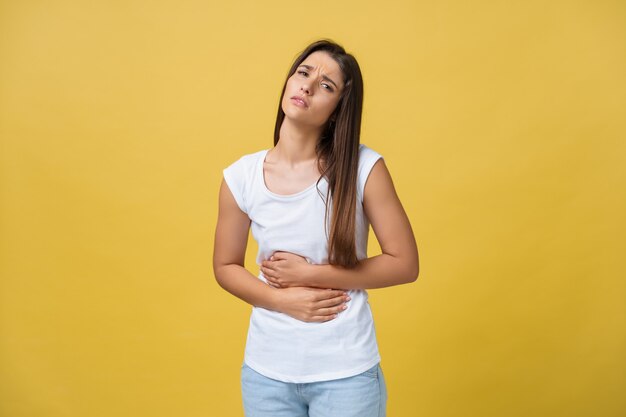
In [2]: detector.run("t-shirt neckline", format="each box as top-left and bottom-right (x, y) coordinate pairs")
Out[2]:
(258, 149), (326, 199)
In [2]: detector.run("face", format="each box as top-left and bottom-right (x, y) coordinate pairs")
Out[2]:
(281, 50), (345, 129)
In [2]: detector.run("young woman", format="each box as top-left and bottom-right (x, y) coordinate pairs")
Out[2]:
(213, 39), (419, 417)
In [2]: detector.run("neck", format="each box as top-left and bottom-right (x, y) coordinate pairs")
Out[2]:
(273, 118), (322, 164)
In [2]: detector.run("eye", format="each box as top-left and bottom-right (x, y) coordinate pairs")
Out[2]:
(322, 83), (334, 92)
(297, 70), (308, 77)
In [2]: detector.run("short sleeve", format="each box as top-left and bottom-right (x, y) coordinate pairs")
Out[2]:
(357, 144), (384, 202)
(223, 158), (248, 214)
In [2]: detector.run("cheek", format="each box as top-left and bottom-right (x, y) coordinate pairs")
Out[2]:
(280, 96), (290, 114)
(285, 76), (298, 92)
(323, 97), (340, 116)
(282, 78), (298, 102)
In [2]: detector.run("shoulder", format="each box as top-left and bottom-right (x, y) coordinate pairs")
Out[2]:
(223, 148), (267, 180)
(358, 143), (381, 155)
(358, 144), (384, 169)
(225, 148), (267, 171)
(357, 144), (384, 200)
(222, 149), (267, 214)
(357, 143), (384, 173)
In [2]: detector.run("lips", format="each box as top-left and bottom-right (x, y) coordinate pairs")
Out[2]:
(290, 96), (309, 108)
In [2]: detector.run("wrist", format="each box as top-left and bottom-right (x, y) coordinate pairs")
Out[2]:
(305, 263), (321, 287)
(264, 282), (282, 311)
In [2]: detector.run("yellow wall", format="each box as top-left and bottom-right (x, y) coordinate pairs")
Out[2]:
(1, 1), (624, 416)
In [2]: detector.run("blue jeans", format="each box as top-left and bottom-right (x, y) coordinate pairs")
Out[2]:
(241, 362), (387, 417)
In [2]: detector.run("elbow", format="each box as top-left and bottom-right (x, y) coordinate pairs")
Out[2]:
(405, 252), (419, 284)
(406, 261), (419, 284)
(392, 257), (419, 285)
(387, 251), (419, 285)
(213, 261), (245, 290)
(213, 263), (228, 289)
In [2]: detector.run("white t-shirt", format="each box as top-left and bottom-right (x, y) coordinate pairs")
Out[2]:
(223, 143), (383, 383)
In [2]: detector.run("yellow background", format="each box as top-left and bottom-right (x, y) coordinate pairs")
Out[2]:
(1, 0), (624, 416)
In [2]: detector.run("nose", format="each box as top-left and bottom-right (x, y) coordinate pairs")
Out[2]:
(300, 84), (311, 95)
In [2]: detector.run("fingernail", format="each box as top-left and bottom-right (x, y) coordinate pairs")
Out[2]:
(346, 296), (351, 301)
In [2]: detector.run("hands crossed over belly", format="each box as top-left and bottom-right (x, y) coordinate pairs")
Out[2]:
(261, 251), (313, 288)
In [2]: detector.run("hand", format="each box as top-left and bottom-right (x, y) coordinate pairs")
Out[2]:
(274, 287), (351, 323)
(261, 251), (313, 288)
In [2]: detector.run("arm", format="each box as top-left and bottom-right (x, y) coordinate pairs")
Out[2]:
(213, 178), (350, 322)
(261, 159), (419, 290)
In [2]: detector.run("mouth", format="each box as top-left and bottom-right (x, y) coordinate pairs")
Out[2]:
(290, 96), (308, 108)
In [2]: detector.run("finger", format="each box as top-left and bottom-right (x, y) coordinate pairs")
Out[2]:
(263, 274), (280, 286)
(261, 261), (276, 270)
(261, 266), (277, 278)
(309, 314), (339, 323)
(264, 275), (279, 285)
(317, 295), (350, 308)
(272, 252), (288, 260)
(315, 304), (348, 316)
(314, 289), (348, 301)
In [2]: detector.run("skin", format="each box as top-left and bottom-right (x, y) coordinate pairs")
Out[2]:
(262, 51), (344, 195)
(213, 51), (419, 323)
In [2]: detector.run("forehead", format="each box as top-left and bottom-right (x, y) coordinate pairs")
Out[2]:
(300, 51), (344, 84)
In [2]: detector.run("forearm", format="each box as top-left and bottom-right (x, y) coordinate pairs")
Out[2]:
(214, 263), (350, 323)
(308, 253), (419, 290)
(214, 264), (279, 310)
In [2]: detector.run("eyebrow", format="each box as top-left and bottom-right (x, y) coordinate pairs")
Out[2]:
(298, 64), (340, 89)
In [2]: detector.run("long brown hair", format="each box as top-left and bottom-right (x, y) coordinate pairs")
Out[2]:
(273, 39), (364, 268)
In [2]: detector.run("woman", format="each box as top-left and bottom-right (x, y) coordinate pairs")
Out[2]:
(213, 39), (419, 417)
